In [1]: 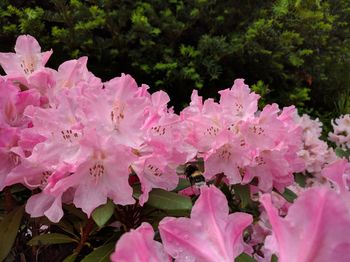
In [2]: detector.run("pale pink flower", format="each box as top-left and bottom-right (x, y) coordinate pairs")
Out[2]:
(329, 114), (350, 149)
(48, 129), (137, 216)
(321, 159), (350, 204)
(111, 222), (170, 262)
(0, 35), (52, 83)
(240, 104), (284, 150)
(159, 185), (253, 261)
(132, 154), (179, 205)
(243, 148), (293, 192)
(0, 126), (20, 190)
(204, 132), (250, 183)
(260, 187), (350, 262)
(219, 78), (260, 121)
(297, 114), (336, 174)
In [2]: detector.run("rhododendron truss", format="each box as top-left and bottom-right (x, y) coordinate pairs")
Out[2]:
(1, 34), (350, 262)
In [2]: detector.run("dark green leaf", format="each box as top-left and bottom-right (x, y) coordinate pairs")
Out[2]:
(282, 188), (297, 203)
(81, 242), (115, 262)
(63, 204), (88, 220)
(294, 173), (306, 187)
(335, 147), (350, 158)
(235, 252), (257, 262)
(173, 178), (191, 192)
(92, 200), (114, 227)
(132, 183), (141, 199)
(63, 252), (79, 262)
(233, 184), (251, 208)
(271, 254), (279, 262)
(0, 205), (25, 261)
(146, 188), (192, 213)
(28, 233), (78, 246)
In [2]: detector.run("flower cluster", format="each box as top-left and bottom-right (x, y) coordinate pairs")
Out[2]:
(1, 35), (350, 262)
(329, 114), (350, 149)
(296, 114), (336, 175)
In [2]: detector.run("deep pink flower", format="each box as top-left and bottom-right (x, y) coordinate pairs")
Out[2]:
(159, 185), (253, 261)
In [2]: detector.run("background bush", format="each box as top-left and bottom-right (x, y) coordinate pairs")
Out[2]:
(0, 0), (349, 120)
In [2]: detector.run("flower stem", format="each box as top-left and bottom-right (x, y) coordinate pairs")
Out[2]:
(75, 217), (95, 254)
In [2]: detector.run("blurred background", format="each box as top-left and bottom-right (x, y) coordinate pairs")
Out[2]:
(0, 0), (349, 130)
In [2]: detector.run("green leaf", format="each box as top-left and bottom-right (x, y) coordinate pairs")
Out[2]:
(28, 233), (78, 246)
(0, 206), (25, 261)
(92, 200), (114, 227)
(233, 184), (251, 208)
(335, 147), (350, 158)
(271, 254), (279, 262)
(81, 242), (115, 262)
(63, 252), (79, 262)
(173, 178), (191, 192)
(146, 188), (192, 213)
(235, 252), (257, 262)
(282, 188), (298, 203)
(294, 173), (306, 187)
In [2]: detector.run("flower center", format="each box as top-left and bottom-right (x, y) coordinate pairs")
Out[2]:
(146, 164), (163, 177)
(60, 129), (80, 143)
(89, 162), (105, 178)
(20, 55), (37, 75)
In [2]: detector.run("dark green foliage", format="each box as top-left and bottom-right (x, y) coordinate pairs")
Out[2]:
(0, 0), (349, 115)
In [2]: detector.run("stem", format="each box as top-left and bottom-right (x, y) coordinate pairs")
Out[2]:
(4, 187), (14, 213)
(75, 217), (95, 254)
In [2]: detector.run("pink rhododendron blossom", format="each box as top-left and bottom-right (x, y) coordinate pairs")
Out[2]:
(218, 78), (260, 121)
(260, 187), (350, 262)
(329, 114), (350, 149)
(159, 185), (253, 261)
(181, 80), (304, 192)
(0, 35), (52, 85)
(0, 126), (20, 190)
(48, 130), (137, 216)
(322, 159), (350, 204)
(297, 114), (337, 174)
(111, 222), (170, 262)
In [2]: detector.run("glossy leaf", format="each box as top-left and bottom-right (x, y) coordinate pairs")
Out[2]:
(92, 200), (114, 228)
(81, 242), (115, 262)
(146, 188), (192, 212)
(0, 206), (24, 261)
(281, 188), (297, 203)
(28, 233), (78, 246)
(173, 178), (191, 192)
(63, 252), (79, 262)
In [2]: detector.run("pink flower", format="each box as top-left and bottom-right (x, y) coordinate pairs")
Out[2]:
(0, 35), (52, 82)
(219, 78), (260, 122)
(329, 114), (350, 149)
(111, 222), (170, 262)
(204, 132), (250, 184)
(49, 130), (137, 216)
(321, 159), (350, 203)
(260, 187), (350, 262)
(297, 114), (336, 174)
(240, 104), (284, 150)
(159, 185), (253, 261)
